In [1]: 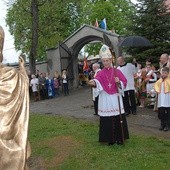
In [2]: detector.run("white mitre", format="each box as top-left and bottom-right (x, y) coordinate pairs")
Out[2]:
(99, 44), (112, 59)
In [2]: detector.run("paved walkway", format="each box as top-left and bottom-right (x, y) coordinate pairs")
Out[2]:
(30, 86), (170, 140)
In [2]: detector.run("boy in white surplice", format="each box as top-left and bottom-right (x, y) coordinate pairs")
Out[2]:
(154, 67), (170, 131)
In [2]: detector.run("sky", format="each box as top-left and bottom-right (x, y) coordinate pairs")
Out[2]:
(0, 0), (21, 64)
(0, 0), (138, 64)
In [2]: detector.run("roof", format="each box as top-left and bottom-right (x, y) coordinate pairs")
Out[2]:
(46, 24), (119, 51)
(63, 24), (119, 44)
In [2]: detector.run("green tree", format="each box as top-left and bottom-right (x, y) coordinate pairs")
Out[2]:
(6, 0), (82, 72)
(6, 0), (135, 71)
(30, 0), (39, 73)
(127, 0), (170, 67)
(80, 0), (135, 35)
(79, 0), (135, 55)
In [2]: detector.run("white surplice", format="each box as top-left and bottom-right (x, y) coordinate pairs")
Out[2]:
(94, 79), (125, 116)
(157, 82), (170, 108)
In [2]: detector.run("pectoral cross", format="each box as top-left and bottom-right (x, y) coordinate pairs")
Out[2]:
(108, 83), (112, 88)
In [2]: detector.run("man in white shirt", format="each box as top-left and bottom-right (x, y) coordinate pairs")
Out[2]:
(117, 56), (137, 115)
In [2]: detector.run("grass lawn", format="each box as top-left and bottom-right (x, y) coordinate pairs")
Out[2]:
(28, 114), (170, 170)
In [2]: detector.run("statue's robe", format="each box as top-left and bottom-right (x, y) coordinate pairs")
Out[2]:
(0, 64), (31, 170)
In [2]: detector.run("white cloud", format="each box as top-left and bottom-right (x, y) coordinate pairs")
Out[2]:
(0, 1), (20, 64)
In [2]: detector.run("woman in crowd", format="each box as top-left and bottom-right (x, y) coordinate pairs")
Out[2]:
(134, 63), (143, 105)
(53, 70), (61, 97)
(46, 74), (55, 98)
(62, 69), (69, 96)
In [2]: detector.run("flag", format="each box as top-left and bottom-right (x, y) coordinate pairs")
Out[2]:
(94, 18), (99, 27)
(83, 57), (89, 71)
(100, 18), (107, 30)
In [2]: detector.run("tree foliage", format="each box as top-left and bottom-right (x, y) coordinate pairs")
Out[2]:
(126, 0), (170, 68)
(6, 0), (135, 67)
(79, 0), (135, 35)
(78, 0), (136, 55)
(6, 0), (82, 61)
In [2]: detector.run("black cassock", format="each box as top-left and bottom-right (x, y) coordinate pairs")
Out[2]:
(99, 115), (129, 144)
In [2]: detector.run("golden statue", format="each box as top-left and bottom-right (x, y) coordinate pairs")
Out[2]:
(0, 26), (31, 169)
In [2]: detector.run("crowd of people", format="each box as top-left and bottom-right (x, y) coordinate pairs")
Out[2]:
(27, 69), (70, 101)
(27, 49), (170, 146)
(88, 47), (170, 145)
(88, 54), (170, 110)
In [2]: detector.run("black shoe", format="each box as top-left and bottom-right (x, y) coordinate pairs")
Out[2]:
(125, 112), (130, 116)
(93, 113), (98, 116)
(163, 125), (169, 131)
(132, 111), (137, 115)
(116, 141), (123, 145)
(108, 142), (114, 145)
(159, 125), (165, 131)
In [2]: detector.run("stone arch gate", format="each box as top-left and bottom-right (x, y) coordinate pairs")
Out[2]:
(46, 24), (120, 88)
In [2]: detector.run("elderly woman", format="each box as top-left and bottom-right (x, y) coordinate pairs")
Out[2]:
(88, 45), (129, 145)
